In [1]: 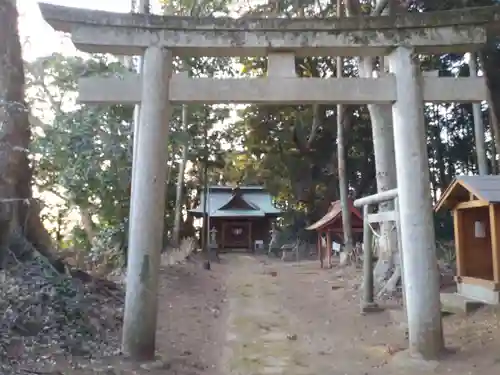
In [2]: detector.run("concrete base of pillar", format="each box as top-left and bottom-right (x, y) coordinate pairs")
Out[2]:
(388, 308), (408, 331)
(360, 302), (383, 314)
(339, 252), (348, 265)
(457, 283), (500, 305)
(390, 349), (440, 370)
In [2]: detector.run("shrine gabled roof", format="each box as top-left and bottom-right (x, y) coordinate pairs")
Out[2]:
(189, 186), (281, 218)
(306, 199), (362, 231)
(435, 175), (500, 211)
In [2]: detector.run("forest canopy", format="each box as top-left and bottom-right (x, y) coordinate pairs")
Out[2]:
(14, 0), (500, 265)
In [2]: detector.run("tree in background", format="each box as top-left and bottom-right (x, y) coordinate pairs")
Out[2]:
(26, 51), (233, 262)
(5, 0), (500, 276)
(223, 0), (500, 293)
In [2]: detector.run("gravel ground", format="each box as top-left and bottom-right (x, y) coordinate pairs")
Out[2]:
(8, 253), (500, 375)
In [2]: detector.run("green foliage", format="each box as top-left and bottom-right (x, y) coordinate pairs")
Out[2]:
(27, 54), (134, 255)
(25, 0), (500, 256)
(219, 0), (498, 241)
(159, 0), (233, 16)
(27, 54), (236, 258)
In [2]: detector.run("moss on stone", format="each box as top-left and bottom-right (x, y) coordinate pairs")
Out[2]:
(40, 2), (500, 32)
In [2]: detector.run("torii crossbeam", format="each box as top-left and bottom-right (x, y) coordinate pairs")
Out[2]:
(78, 73), (487, 105)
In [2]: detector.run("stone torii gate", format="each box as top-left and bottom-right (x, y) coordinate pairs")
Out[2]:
(39, 3), (499, 360)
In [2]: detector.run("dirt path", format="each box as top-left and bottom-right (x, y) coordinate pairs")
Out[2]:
(222, 254), (500, 375)
(41, 253), (500, 375)
(153, 259), (228, 375)
(221, 254), (404, 375)
(222, 255), (313, 375)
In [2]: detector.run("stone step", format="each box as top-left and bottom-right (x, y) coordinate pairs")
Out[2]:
(440, 292), (484, 315)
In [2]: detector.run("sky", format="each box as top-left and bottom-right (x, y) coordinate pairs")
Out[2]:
(18, 0), (135, 60)
(17, 0), (262, 60)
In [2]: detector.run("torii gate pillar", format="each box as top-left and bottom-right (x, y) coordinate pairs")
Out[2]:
(122, 46), (173, 360)
(389, 47), (444, 358)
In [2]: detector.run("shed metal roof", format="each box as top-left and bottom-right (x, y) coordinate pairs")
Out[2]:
(435, 175), (500, 211)
(209, 210), (266, 218)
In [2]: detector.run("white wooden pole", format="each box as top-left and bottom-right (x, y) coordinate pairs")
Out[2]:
(122, 46), (172, 360)
(353, 189), (398, 207)
(388, 46), (444, 359)
(361, 204), (377, 313)
(394, 197), (407, 312)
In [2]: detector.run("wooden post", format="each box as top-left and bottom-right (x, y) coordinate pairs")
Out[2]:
(317, 232), (323, 268)
(489, 204), (500, 282)
(395, 197), (407, 314)
(248, 221), (253, 251)
(354, 189), (398, 207)
(222, 222), (226, 250)
(361, 204), (378, 313)
(326, 231), (332, 268)
(453, 209), (466, 277)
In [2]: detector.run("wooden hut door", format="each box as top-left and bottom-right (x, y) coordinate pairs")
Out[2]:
(223, 221), (251, 249)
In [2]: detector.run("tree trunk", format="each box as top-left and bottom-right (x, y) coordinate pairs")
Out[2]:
(469, 53), (488, 175)
(0, 0), (59, 269)
(336, 0), (354, 266)
(172, 136), (188, 245)
(480, 42), (500, 170)
(79, 206), (95, 245)
(490, 111), (498, 174)
(345, 0), (399, 293)
(172, 56), (189, 246)
(365, 98), (398, 293)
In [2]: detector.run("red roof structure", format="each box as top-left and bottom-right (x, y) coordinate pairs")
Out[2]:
(306, 199), (363, 234)
(306, 199), (364, 269)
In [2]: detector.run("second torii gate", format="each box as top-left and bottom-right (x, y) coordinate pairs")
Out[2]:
(39, 2), (499, 361)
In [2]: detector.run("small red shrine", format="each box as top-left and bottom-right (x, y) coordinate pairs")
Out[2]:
(306, 199), (363, 268)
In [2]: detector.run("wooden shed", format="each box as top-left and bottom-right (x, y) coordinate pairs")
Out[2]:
(306, 199), (363, 268)
(435, 175), (500, 304)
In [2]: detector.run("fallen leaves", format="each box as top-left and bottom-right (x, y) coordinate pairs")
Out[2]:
(0, 259), (124, 374)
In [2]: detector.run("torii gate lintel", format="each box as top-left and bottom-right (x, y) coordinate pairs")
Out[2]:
(77, 73), (488, 105)
(38, 2), (494, 57)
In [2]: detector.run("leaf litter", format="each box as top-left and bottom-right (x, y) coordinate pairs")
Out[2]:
(0, 257), (124, 375)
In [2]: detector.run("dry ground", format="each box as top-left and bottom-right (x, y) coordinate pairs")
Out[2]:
(43, 253), (500, 374)
(36, 256), (228, 375)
